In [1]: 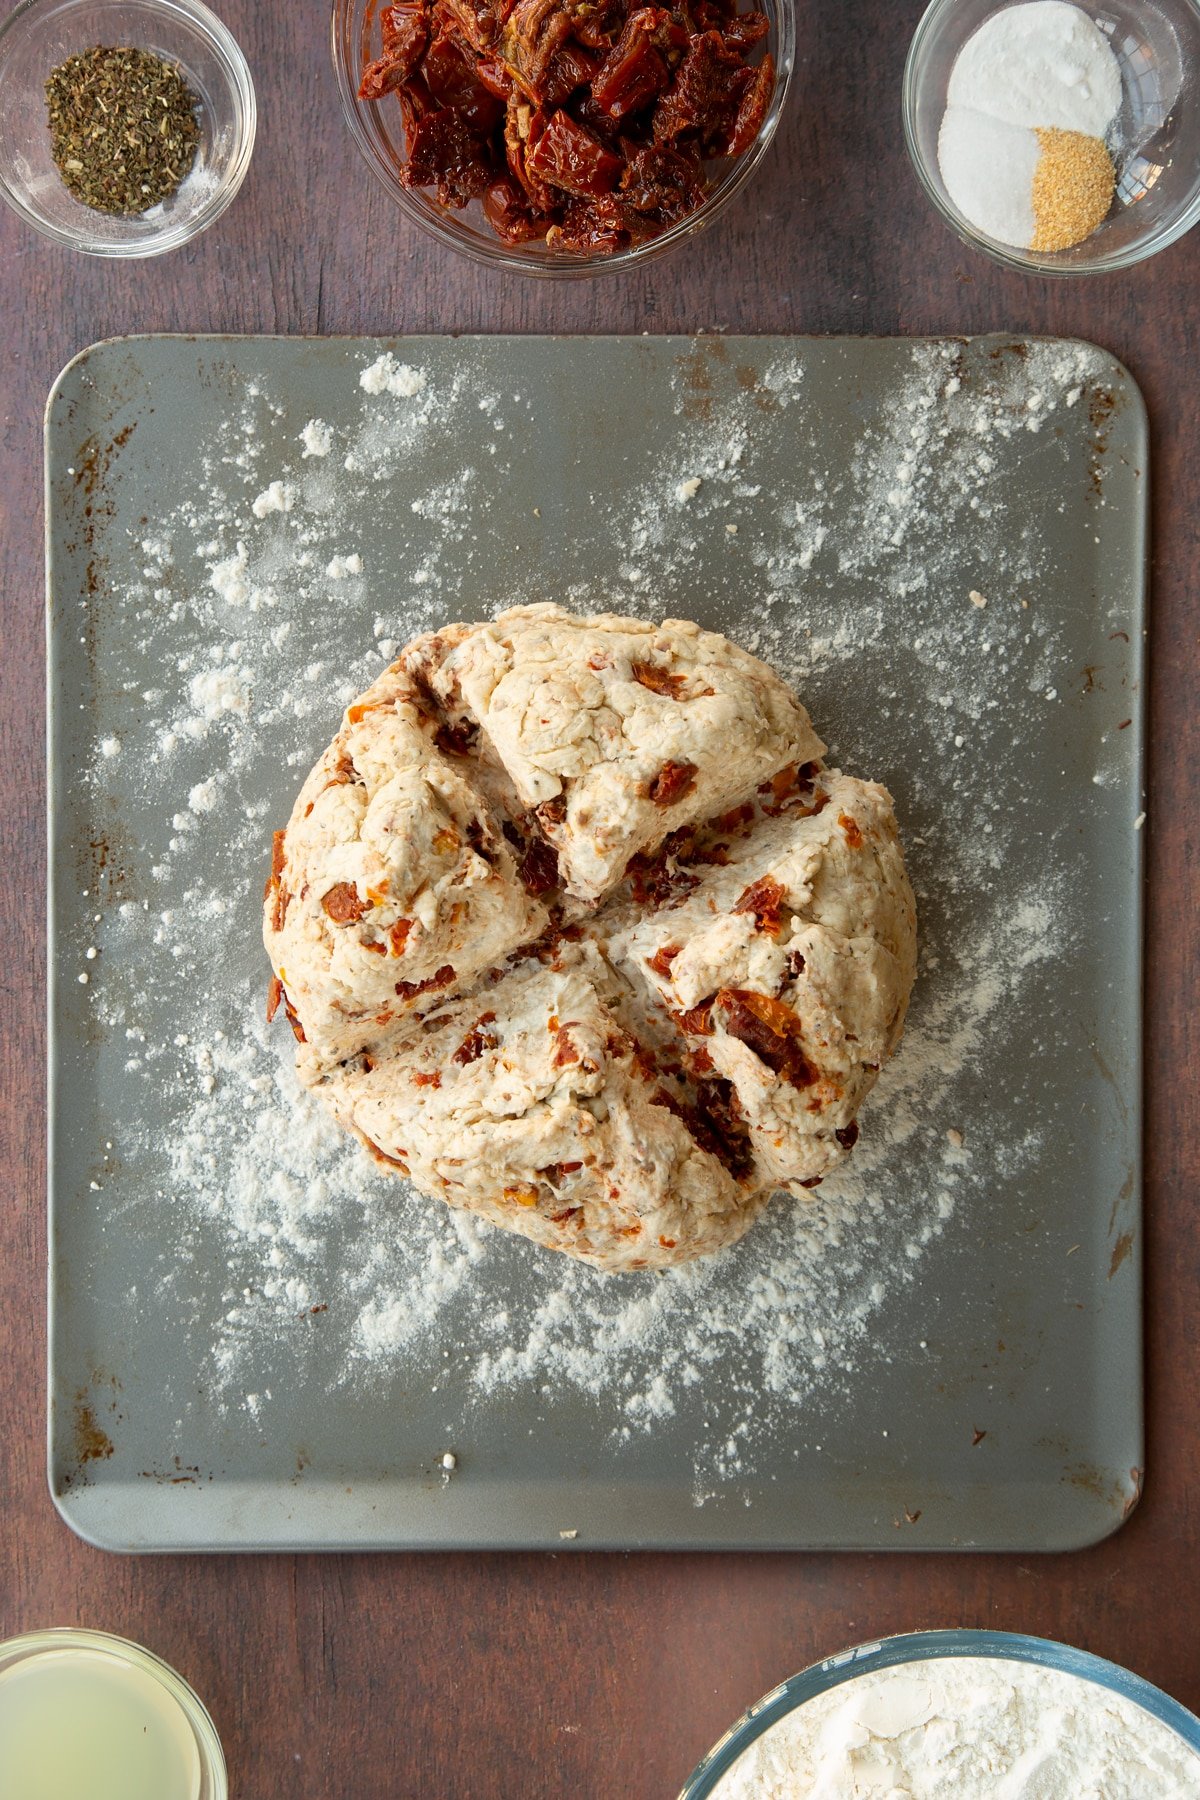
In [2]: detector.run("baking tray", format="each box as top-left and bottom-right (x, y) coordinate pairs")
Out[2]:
(46, 334), (1145, 1551)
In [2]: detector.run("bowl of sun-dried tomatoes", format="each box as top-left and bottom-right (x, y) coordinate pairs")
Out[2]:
(331, 0), (792, 271)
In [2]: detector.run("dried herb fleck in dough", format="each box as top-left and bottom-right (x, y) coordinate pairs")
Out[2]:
(45, 45), (199, 215)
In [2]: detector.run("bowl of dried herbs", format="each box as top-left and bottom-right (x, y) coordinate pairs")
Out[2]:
(0, 0), (255, 255)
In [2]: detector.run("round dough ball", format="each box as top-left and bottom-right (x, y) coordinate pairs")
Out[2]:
(264, 607), (917, 1271)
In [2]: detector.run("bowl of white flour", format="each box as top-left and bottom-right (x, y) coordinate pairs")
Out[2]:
(679, 1630), (1200, 1798)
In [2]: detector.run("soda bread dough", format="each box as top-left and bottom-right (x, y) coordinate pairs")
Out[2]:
(264, 604), (917, 1271)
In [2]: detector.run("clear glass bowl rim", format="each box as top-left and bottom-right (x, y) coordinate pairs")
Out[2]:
(0, 1626), (228, 1797)
(0, 0), (257, 257)
(678, 1628), (1200, 1797)
(329, 0), (795, 278)
(901, 0), (1200, 275)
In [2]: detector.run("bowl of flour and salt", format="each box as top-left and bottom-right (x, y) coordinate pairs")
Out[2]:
(903, 0), (1200, 273)
(679, 1629), (1200, 1797)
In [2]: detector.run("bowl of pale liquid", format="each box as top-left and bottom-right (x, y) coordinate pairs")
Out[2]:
(0, 1628), (226, 1800)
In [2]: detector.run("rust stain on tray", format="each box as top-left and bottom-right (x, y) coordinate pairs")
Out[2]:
(1109, 1229), (1134, 1278)
(73, 1399), (114, 1465)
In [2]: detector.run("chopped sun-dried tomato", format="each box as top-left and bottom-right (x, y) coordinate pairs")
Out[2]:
(724, 50), (773, 154)
(360, 9), (430, 98)
(648, 759), (698, 806)
(367, 1139), (410, 1172)
(543, 41), (599, 106)
(722, 9), (769, 51)
(395, 964), (456, 1001)
(715, 987), (815, 1088)
(536, 794), (567, 828)
(630, 659), (688, 698)
(453, 1012), (500, 1064)
(413, 1070), (443, 1087)
(483, 172), (541, 239)
(677, 997), (714, 1036)
(266, 975), (283, 1023)
(434, 717), (479, 755)
(389, 918), (414, 956)
(439, 0), (509, 52)
(551, 1024), (580, 1067)
(838, 812), (864, 849)
(650, 1074), (753, 1178)
(835, 1120), (859, 1150)
(647, 943), (682, 977)
(401, 108), (493, 205)
(283, 994), (307, 1044)
(732, 874), (787, 937)
(424, 30), (505, 131)
(515, 828), (560, 895)
(383, 2), (428, 51)
(546, 194), (648, 251)
(592, 9), (679, 119)
(499, 0), (575, 96)
(652, 30), (744, 149)
(625, 843), (701, 907)
(360, 0), (773, 251)
(619, 143), (706, 222)
(541, 1161), (584, 1186)
(322, 882), (367, 924)
(526, 108), (623, 195)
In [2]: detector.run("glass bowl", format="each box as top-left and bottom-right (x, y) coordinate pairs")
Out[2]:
(679, 1628), (1200, 1796)
(0, 0), (256, 256)
(0, 1627), (227, 1799)
(904, 0), (1200, 274)
(330, 0), (794, 277)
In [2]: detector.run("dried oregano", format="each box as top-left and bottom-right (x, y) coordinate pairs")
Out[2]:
(45, 45), (200, 216)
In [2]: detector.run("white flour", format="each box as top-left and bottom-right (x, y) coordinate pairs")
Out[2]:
(709, 1656), (1200, 1797)
(76, 336), (1126, 1488)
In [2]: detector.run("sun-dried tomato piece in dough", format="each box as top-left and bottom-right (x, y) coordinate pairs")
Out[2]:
(453, 1012), (500, 1064)
(395, 964), (456, 1001)
(518, 831), (561, 896)
(631, 659), (689, 697)
(647, 759), (698, 806)
(322, 882), (367, 925)
(715, 987), (815, 1088)
(732, 874), (787, 937)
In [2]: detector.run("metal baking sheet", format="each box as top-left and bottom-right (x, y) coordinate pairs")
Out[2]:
(46, 334), (1145, 1551)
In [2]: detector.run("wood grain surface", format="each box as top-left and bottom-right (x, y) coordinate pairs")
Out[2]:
(1, 2), (1196, 1795)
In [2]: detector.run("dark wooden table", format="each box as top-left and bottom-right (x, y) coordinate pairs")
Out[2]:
(2, 3), (1196, 1794)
